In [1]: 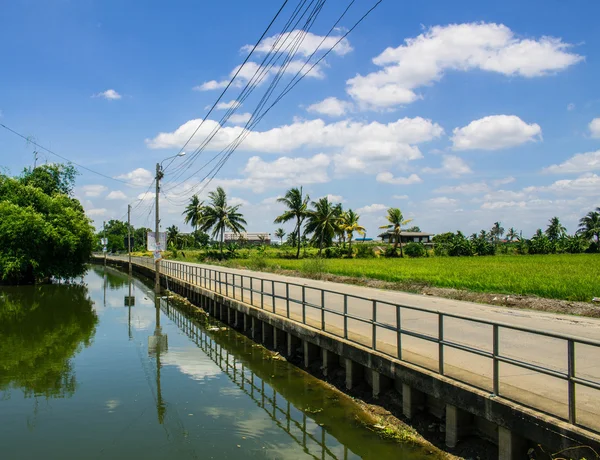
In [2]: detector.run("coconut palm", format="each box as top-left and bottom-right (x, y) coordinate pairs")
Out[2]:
(340, 209), (365, 255)
(182, 194), (204, 231)
(166, 225), (181, 249)
(490, 222), (504, 245)
(545, 216), (567, 242)
(274, 228), (286, 244)
(578, 209), (600, 244)
(198, 186), (247, 256)
(506, 227), (519, 242)
(274, 187), (310, 259)
(379, 207), (413, 258)
(333, 204), (345, 245)
(305, 197), (340, 255)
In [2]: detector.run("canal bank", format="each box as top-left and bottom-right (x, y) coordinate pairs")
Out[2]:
(0, 265), (444, 460)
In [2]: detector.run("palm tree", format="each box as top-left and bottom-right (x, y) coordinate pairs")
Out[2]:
(379, 208), (413, 258)
(274, 187), (310, 259)
(491, 222), (504, 245)
(578, 209), (600, 244)
(198, 186), (247, 256)
(183, 194), (204, 231)
(333, 204), (345, 245)
(340, 209), (365, 256)
(479, 229), (489, 241)
(545, 216), (567, 242)
(275, 228), (286, 244)
(305, 197), (340, 255)
(506, 227), (518, 242)
(166, 225), (181, 249)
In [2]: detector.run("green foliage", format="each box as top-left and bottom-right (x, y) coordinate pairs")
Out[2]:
(19, 164), (78, 196)
(199, 186), (247, 255)
(305, 197), (340, 254)
(274, 187), (310, 259)
(354, 244), (376, 259)
(0, 171), (95, 284)
(404, 242), (426, 258)
(563, 234), (589, 254)
(323, 246), (342, 258)
(301, 257), (328, 278)
(192, 229), (210, 247)
(529, 229), (553, 255)
(379, 207), (412, 257)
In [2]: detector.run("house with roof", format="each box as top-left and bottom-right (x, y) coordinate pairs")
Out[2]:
(378, 230), (434, 245)
(224, 232), (271, 245)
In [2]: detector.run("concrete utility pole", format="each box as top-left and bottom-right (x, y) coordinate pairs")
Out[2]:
(127, 204), (132, 275)
(154, 163), (161, 292)
(103, 220), (107, 266)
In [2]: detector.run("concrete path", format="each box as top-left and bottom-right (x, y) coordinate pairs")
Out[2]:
(111, 255), (600, 431)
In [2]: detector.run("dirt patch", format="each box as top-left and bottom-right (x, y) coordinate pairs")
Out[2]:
(262, 268), (600, 319)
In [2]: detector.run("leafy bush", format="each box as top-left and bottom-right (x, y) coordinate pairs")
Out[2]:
(301, 257), (328, 278)
(323, 246), (342, 258)
(384, 247), (399, 258)
(354, 244), (375, 259)
(563, 235), (588, 254)
(472, 238), (495, 256)
(404, 242), (426, 258)
(246, 251), (268, 270)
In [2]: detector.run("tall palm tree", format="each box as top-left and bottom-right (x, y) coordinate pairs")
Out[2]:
(166, 225), (181, 249)
(198, 186), (247, 256)
(578, 209), (600, 244)
(491, 222), (504, 245)
(274, 228), (286, 244)
(183, 194), (204, 231)
(274, 187), (310, 259)
(379, 208), (413, 258)
(545, 216), (567, 242)
(340, 209), (365, 255)
(333, 204), (345, 245)
(506, 227), (518, 242)
(305, 197), (340, 255)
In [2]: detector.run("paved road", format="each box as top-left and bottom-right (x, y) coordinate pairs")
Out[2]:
(106, 255), (600, 431)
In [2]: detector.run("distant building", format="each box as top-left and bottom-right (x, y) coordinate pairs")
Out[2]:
(224, 232), (271, 245)
(378, 231), (434, 245)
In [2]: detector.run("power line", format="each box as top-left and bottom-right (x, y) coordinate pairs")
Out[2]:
(0, 122), (143, 188)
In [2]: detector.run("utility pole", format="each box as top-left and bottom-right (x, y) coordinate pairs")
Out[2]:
(103, 220), (107, 266)
(155, 163), (161, 292)
(127, 204), (132, 275)
(33, 151), (38, 169)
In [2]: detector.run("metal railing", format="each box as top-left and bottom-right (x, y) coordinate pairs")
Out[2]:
(98, 254), (600, 432)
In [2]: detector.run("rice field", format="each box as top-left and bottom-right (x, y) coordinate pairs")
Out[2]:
(229, 254), (600, 302)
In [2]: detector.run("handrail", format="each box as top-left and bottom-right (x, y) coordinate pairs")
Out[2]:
(96, 253), (600, 432)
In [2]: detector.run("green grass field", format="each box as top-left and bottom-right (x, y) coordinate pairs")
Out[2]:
(223, 254), (600, 302)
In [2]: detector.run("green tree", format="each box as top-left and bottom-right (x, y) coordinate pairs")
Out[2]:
(134, 227), (151, 251)
(0, 169), (94, 284)
(199, 186), (247, 257)
(166, 225), (182, 249)
(275, 228), (286, 244)
(19, 164), (78, 196)
(274, 187), (310, 259)
(578, 209), (600, 246)
(305, 197), (340, 256)
(340, 209), (365, 256)
(379, 208), (413, 258)
(545, 216), (567, 242)
(506, 227), (519, 242)
(490, 222), (504, 245)
(405, 226), (421, 232)
(183, 194), (204, 231)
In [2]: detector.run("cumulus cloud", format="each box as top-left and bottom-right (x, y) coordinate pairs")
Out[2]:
(426, 197), (458, 207)
(542, 150), (600, 174)
(492, 176), (515, 186)
(93, 89), (122, 100)
(242, 30), (352, 57)
(434, 181), (491, 195)
(357, 203), (388, 214)
(451, 115), (542, 151)
(376, 172), (422, 185)
(116, 168), (154, 186)
(82, 184), (108, 197)
(106, 190), (128, 200)
(589, 118), (600, 138)
(209, 100), (241, 110)
(242, 153), (330, 190)
(422, 155), (472, 177)
(87, 208), (107, 216)
(307, 97), (353, 117)
(392, 194), (409, 200)
(527, 173), (600, 196)
(228, 112), (252, 125)
(346, 22), (583, 110)
(321, 194), (344, 203)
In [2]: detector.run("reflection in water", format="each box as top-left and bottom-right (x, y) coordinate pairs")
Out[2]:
(90, 265), (129, 291)
(148, 295), (168, 424)
(0, 283), (98, 398)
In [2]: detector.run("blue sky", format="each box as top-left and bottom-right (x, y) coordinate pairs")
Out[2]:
(2, 0), (599, 238)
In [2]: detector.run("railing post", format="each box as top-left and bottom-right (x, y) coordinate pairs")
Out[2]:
(372, 300), (377, 350)
(271, 280), (275, 312)
(438, 313), (444, 375)
(219, 271), (222, 294)
(302, 286), (306, 324)
(396, 305), (402, 360)
(343, 295), (348, 339)
(493, 324), (499, 396)
(250, 277), (254, 306)
(261, 279), (264, 309)
(568, 339), (576, 424)
(226, 273), (229, 297)
(286, 283), (290, 318)
(321, 290), (325, 331)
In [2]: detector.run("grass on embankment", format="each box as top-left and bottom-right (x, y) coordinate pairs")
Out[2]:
(222, 254), (600, 302)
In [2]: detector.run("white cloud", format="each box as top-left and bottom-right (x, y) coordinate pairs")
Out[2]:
(116, 168), (154, 187)
(212, 100), (241, 110)
(589, 118), (600, 138)
(434, 181), (490, 195)
(307, 97), (353, 117)
(567, 103), (575, 111)
(376, 172), (422, 185)
(87, 208), (107, 216)
(227, 112), (252, 125)
(492, 176), (515, 186)
(426, 196), (458, 207)
(93, 89), (122, 100)
(242, 30), (352, 57)
(241, 153), (330, 190)
(195, 80), (228, 91)
(346, 22), (583, 110)
(321, 194), (344, 203)
(392, 194), (409, 200)
(422, 155), (472, 177)
(542, 150), (600, 174)
(528, 173), (600, 196)
(357, 203), (388, 214)
(451, 115), (542, 151)
(82, 184), (108, 197)
(106, 190), (128, 200)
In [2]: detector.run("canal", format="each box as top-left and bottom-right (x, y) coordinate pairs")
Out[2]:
(0, 265), (436, 460)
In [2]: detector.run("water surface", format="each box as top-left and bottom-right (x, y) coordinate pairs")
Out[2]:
(0, 266), (432, 459)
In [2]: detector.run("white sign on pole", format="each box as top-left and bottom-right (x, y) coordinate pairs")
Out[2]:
(147, 232), (167, 252)
(100, 238), (108, 245)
